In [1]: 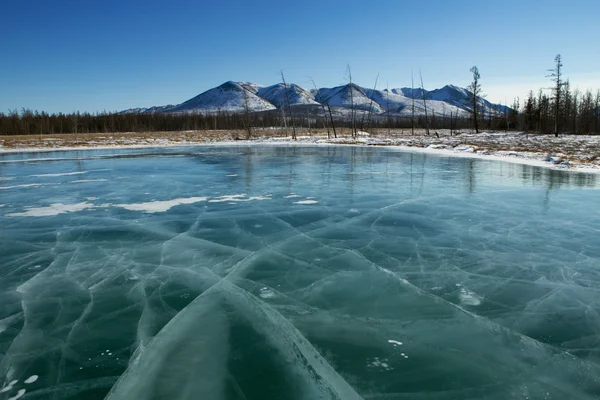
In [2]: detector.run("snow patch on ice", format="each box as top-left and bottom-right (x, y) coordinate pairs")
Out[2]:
(0, 183), (49, 190)
(70, 179), (107, 183)
(259, 287), (276, 299)
(32, 171), (87, 177)
(115, 197), (208, 213)
(459, 288), (482, 306)
(208, 194), (271, 203)
(293, 200), (319, 205)
(6, 202), (96, 217)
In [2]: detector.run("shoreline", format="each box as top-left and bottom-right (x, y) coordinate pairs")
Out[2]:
(1, 131), (600, 175)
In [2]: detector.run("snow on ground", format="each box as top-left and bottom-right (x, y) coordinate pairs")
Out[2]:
(1, 129), (600, 174)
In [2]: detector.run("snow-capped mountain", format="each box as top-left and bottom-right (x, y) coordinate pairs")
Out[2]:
(124, 81), (509, 117)
(393, 85), (509, 115)
(119, 105), (177, 114)
(368, 88), (466, 117)
(315, 84), (384, 113)
(257, 84), (318, 108)
(167, 81), (276, 114)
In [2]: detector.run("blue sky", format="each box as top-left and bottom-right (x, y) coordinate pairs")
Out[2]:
(2, 0), (599, 113)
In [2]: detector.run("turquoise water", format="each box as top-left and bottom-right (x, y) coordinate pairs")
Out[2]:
(1, 146), (599, 400)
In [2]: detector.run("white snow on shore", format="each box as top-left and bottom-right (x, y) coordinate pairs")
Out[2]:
(1, 132), (599, 174)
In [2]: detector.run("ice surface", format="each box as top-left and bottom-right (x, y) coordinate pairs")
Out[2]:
(1, 146), (600, 399)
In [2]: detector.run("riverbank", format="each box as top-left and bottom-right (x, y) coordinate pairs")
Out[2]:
(1, 129), (599, 173)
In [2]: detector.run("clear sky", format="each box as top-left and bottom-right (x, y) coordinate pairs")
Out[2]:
(2, 0), (599, 114)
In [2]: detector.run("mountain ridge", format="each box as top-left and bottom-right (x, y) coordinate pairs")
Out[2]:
(122, 81), (510, 117)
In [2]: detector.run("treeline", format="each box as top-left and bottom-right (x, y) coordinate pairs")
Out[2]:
(519, 85), (600, 134)
(0, 107), (510, 137)
(1, 101), (598, 137)
(0, 109), (284, 136)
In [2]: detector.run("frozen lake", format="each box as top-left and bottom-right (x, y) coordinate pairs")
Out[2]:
(1, 145), (600, 400)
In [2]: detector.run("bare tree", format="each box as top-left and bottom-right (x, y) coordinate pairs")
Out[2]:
(547, 54), (566, 137)
(419, 70), (430, 136)
(411, 70), (415, 135)
(346, 64), (357, 138)
(467, 66), (482, 133)
(241, 86), (252, 139)
(360, 73), (379, 132)
(280, 70), (297, 140)
(310, 77), (331, 139)
(596, 90), (600, 133)
(386, 83), (391, 137)
(326, 103), (337, 138)
(280, 105), (288, 136)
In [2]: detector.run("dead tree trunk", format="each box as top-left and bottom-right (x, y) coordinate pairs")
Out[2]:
(411, 70), (415, 136)
(242, 87), (252, 140)
(327, 104), (337, 138)
(346, 65), (357, 139)
(419, 70), (430, 136)
(280, 70), (296, 140)
(310, 77), (331, 139)
(361, 73), (379, 132)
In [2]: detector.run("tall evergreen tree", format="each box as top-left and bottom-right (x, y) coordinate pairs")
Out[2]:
(547, 54), (564, 137)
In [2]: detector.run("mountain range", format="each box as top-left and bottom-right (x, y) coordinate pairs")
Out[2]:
(122, 81), (509, 117)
